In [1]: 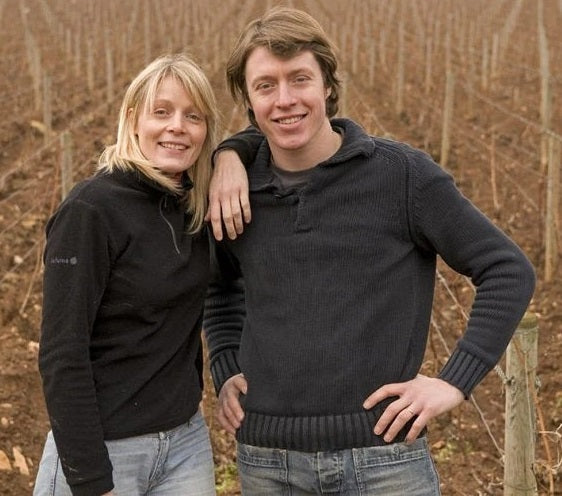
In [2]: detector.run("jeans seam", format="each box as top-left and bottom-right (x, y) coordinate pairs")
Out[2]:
(282, 449), (289, 493)
(352, 449), (364, 494)
(148, 434), (169, 487)
(49, 453), (60, 496)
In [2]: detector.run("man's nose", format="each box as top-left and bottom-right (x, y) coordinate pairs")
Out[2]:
(276, 82), (296, 106)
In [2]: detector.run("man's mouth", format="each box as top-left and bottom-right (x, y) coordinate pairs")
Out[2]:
(275, 115), (304, 125)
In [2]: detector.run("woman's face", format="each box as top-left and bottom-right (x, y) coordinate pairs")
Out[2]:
(135, 76), (207, 181)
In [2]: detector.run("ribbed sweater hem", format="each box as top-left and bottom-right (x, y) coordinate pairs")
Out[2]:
(236, 403), (422, 452)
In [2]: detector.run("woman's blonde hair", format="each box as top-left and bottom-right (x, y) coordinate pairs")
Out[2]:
(98, 53), (220, 232)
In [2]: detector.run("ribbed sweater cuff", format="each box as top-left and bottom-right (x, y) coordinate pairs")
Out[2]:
(210, 349), (241, 395)
(438, 349), (490, 398)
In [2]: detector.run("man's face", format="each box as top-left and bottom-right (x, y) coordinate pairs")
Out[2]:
(245, 47), (332, 167)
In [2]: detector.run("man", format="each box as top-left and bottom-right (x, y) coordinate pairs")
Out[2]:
(204, 7), (535, 495)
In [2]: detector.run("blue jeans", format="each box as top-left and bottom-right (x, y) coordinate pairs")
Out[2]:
(237, 437), (440, 495)
(33, 410), (215, 495)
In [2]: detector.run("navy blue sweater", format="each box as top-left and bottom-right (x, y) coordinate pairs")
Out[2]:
(39, 169), (210, 495)
(204, 118), (535, 451)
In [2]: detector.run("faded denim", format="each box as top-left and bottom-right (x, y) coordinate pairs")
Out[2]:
(34, 409), (215, 495)
(237, 437), (440, 495)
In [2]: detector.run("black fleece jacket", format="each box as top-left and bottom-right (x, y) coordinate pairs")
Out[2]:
(204, 118), (536, 452)
(39, 168), (210, 495)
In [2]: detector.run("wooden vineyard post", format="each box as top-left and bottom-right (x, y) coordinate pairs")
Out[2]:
(466, 43), (475, 118)
(87, 38), (94, 92)
(42, 73), (52, 144)
(504, 313), (538, 496)
(60, 132), (73, 200)
(444, 14), (452, 76)
(538, 0), (551, 175)
(368, 40), (376, 88)
(26, 34), (42, 111)
(490, 131), (499, 212)
(424, 35), (432, 96)
(481, 38), (489, 91)
(440, 70), (454, 169)
(395, 6), (404, 115)
(378, 25), (387, 73)
(490, 33), (500, 91)
(105, 31), (114, 105)
(351, 16), (359, 76)
(74, 26), (81, 77)
(20, 3), (42, 111)
(120, 31), (127, 80)
(544, 135), (560, 282)
(143, 0), (151, 66)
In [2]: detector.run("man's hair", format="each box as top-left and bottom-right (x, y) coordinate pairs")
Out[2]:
(98, 53), (221, 233)
(226, 6), (341, 127)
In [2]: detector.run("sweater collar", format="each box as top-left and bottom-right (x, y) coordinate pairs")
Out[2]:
(250, 118), (375, 186)
(253, 118), (375, 168)
(325, 118), (376, 164)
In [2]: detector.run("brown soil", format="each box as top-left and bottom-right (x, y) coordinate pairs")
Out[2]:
(1, 0), (560, 495)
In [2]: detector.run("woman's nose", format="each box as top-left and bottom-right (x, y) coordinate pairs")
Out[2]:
(167, 112), (186, 133)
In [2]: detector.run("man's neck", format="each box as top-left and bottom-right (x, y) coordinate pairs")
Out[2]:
(271, 124), (342, 172)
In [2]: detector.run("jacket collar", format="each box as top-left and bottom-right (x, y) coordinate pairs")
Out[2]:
(106, 167), (193, 198)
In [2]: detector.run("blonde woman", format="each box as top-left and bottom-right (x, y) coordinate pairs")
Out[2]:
(34, 53), (244, 496)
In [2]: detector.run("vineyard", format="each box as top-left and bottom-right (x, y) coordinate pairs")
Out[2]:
(0, 0), (561, 494)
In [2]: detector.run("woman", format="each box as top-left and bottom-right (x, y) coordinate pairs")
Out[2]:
(34, 53), (226, 496)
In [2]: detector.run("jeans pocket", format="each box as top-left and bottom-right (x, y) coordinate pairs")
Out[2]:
(236, 444), (289, 495)
(353, 438), (440, 496)
(237, 443), (286, 468)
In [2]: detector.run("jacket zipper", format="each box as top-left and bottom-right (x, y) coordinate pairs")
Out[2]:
(159, 196), (181, 255)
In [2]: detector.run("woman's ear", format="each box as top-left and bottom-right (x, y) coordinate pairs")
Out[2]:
(127, 108), (137, 134)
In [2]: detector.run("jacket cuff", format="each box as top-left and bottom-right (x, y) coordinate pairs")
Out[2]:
(210, 349), (241, 395)
(438, 349), (490, 398)
(70, 475), (113, 496)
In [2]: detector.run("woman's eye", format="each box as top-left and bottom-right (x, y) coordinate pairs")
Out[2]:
(153, 109), (168, 116)
(186, 113), (203, 122)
